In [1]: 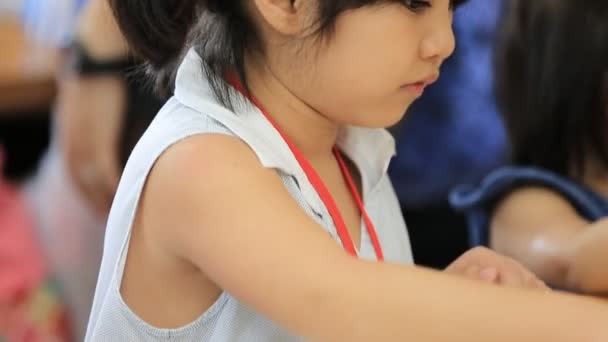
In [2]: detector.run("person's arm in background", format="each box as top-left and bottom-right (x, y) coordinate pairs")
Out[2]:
(55, 0), (129, 216)
(76, 0), (127, 60)
(491, 187), (608, 294)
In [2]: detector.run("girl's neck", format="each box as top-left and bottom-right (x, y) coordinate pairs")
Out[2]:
(244, 60), (340, 160)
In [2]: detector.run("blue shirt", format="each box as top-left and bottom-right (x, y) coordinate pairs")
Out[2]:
(450, 166), (608, 247)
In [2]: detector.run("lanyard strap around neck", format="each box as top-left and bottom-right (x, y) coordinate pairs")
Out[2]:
(229, 78), (384, 261)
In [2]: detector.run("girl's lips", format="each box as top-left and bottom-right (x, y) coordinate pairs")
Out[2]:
(401, 74), (439, 96)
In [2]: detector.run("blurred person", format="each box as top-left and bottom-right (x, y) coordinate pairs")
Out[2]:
(389, 0), (507, 268)
(452, 0), (608, 294)
(0, 147), (71, 341)
(22, 0), (163, 339)
(0, 1), (83, 340)
(84, 0), (608, 341)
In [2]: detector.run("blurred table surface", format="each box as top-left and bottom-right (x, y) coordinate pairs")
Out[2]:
(0, 16), (59, 115)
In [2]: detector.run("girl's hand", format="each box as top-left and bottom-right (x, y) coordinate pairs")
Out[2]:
(445, 247), (549, 290)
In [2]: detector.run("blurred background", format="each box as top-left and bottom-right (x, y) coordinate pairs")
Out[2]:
(2, 0), (607, 340)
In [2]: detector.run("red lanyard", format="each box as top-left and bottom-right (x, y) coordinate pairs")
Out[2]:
(229, 79), (384, 261)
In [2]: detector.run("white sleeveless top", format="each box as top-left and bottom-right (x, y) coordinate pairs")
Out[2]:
(85, 50), (413, 341)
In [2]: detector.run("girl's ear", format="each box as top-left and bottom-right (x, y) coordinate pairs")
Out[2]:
(252, 0), (309, 35)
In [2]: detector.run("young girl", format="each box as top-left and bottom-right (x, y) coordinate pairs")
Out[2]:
(451, 0), (608, 294)
(86, 0), (608, 340)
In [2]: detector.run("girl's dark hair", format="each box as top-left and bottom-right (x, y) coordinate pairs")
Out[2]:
(495, 0), (608, 179)
(109, 0), (467, 107)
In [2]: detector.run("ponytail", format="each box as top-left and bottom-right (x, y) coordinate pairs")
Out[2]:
(108, 0), (256, 106)
(108, 0), (200, 93)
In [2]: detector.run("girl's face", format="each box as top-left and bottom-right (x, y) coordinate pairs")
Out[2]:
(255, 0), (457, 128)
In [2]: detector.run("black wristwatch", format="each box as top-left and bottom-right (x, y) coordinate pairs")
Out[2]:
(66, 40), (136, 76)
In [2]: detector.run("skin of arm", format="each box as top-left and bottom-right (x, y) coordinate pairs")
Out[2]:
(491, 187), (608, 294)
(139, 134), (608, 342)
(55, 0), (131, 215)
(76, 0), (129, 60)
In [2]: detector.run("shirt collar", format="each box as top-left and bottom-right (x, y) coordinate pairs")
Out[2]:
(174, 49), (396, 213)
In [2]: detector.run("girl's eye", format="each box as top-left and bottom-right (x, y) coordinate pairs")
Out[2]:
(401, 0), (432, 12)
(400, 0), (467, 12)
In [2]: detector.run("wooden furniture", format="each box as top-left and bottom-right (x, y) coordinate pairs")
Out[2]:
(0, 16), (59, 114)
